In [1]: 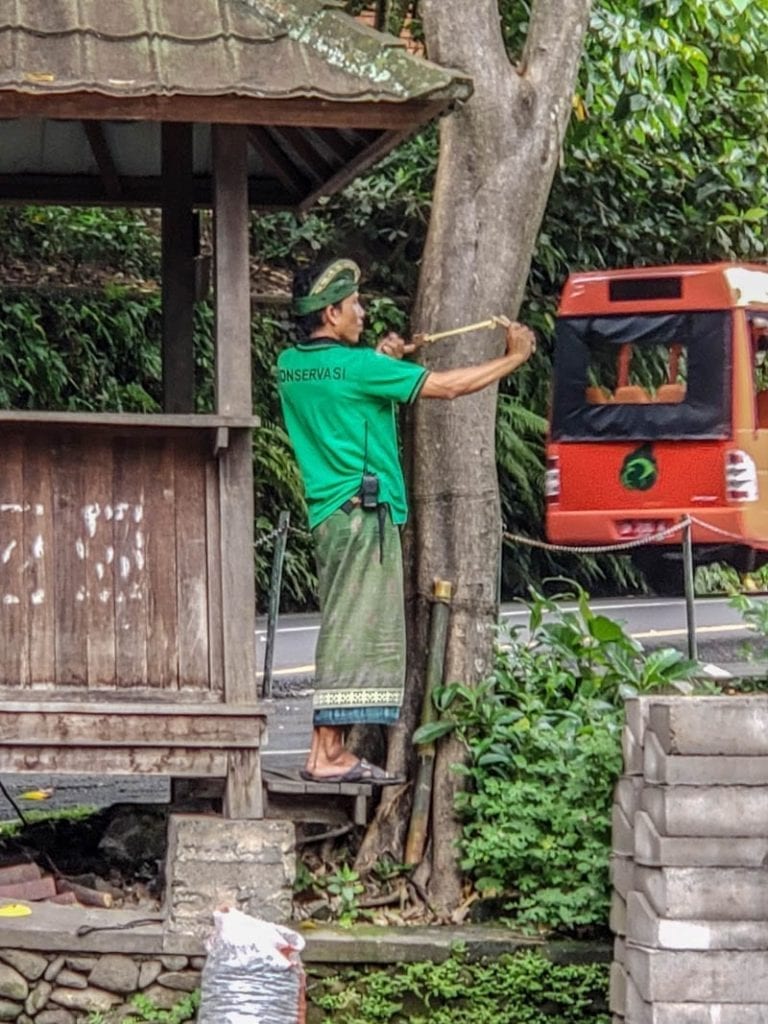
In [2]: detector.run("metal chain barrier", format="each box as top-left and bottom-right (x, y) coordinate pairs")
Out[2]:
(687, 514), (749, 543)
(503, 516), (692, 555)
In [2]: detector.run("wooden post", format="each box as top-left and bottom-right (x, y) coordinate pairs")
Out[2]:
(213, 125), (252, 419)
(212, 125), (259, 817)
(161, 123), (196, 414)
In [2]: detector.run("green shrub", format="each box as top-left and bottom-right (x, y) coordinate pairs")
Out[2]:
(309, 949), (609, 1024)
(0, 206), (159, 278)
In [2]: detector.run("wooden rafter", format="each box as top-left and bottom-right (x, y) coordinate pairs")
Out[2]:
(82, 120), (122, 200)
(299, 127), (413, 213)
(305, 127), (358, 165)
(0, 174), (287, 208)
(271, 125), (334, 185)
(248, 127), (307, 200)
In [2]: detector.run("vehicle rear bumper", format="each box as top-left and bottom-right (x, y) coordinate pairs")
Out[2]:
(546, 508), (749, 546)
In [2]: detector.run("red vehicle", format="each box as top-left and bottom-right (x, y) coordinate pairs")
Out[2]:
(545, 263), (768, 593)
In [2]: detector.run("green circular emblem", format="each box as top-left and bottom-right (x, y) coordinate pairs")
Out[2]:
(620, 444), (658, 491)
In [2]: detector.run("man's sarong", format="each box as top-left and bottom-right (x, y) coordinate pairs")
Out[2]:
(312, 506), (405, 726)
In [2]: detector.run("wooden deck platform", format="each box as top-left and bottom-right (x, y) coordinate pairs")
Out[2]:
(0, 700), (268, 819)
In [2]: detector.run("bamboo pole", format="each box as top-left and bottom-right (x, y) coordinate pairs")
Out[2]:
(412, 315), (511, 348)
(262, 510), (290, 698)
(404, 578), (453, 867)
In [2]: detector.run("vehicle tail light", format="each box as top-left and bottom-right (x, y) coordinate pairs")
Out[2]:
(616, 519), (674, 539)
(545, 456), (560, 501)
(725, 449), (758, 503)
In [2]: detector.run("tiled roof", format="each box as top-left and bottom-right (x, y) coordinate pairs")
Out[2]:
(0, 0), (470, 104)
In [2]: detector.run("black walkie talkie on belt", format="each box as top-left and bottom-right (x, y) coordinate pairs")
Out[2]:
(360, 472), (379, 510)
(361, 423), (385, 562)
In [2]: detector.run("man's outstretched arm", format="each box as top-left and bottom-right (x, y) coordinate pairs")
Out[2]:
(376, 323), (535, 399)
(419, 322), (535, 400)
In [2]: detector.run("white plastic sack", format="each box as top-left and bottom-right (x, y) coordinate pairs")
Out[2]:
(197, 907), (306, 1024)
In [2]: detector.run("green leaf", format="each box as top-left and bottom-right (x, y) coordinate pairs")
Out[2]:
(588, 615), (626, 643)
(412, 720), (455, 745)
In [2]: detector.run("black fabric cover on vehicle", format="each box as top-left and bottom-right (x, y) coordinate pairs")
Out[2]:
(550, 311), (732, 441)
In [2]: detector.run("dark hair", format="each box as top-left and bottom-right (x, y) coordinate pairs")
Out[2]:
(292, 258), (342, 338)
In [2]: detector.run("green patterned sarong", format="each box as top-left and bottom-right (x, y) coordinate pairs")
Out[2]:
(312, 506), (405, 726)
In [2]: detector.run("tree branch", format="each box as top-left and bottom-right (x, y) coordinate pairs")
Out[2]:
(421, 0), (509, 81)
(521, 0), (593, 83)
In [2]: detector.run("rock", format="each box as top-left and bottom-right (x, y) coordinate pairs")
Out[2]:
(142, 983), (194, 1010)
(0, 950), (48, 981)
(98, 805), (168, 867)
(0, 963), (28, 1001)
(64, 956), (98, 973)
(190, 956), (206, 970)
(157, 971), (200, 992)
(88, 954), (140, 995)
(0, 1000), (22, 1021)
(25, 979), (52, 1015)
(54, 970), (87, 990)
(36, 1011), (76, 1024)
(44, 956), (66, 982)
(50, 986), (121, 1013)
(17, 1014), (34, 1024)
(138, 959), (163, 989)
(159, 956), (188, 971)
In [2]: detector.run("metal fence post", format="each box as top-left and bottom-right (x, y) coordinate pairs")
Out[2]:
(682, 517), (698, 662)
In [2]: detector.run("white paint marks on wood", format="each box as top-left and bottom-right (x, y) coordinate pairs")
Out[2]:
(83, 502), (101, 538)
(0, 505), (48, 608)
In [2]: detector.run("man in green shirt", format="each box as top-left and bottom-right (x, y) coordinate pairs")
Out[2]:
(278, 258), (534, 783)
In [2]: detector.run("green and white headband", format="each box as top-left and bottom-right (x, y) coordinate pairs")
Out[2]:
(293, 259), (361, 316)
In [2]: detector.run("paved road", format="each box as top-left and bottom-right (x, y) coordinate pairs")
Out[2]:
(255, 595), (762, 684)
(0, 595), (763, 819)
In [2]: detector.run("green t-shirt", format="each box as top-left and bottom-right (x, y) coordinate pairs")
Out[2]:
(277, 339), (428, 528)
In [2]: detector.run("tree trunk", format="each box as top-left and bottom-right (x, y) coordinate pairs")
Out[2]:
(403, 0), (592, 913)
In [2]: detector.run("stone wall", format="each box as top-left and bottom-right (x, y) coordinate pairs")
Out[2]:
(0, 949), (202, 1022)
(0, 927), (610, 1023)
(611, 695), (768, 1024)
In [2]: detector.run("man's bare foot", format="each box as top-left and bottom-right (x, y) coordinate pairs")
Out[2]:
(304, 724), (358, 777)
(300, 758), (404, 786)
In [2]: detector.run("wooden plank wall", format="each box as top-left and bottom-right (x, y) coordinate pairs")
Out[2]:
(0, 426), (223, 694)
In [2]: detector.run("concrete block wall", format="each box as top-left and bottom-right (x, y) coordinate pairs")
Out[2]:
(611, 696), (768, 1023)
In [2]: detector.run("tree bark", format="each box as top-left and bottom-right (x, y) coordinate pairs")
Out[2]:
(397, 0), (593, 913)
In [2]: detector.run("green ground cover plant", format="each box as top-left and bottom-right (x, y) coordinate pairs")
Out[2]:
(86, 990), (199, 1024)
(309, 948), (609, 1024)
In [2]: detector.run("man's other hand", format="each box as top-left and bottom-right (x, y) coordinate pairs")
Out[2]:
(505, 322), (536, 362)
(376, 332), (417, 359)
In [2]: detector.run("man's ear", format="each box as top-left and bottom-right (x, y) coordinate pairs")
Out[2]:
(323, 303), (340, 329)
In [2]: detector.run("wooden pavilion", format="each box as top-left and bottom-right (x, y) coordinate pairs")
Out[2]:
(0, 1), (470, 819)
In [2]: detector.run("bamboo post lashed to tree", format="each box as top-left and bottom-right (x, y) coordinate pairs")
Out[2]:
(404, 578), (453, 867)
(262, 510), (290, 699)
